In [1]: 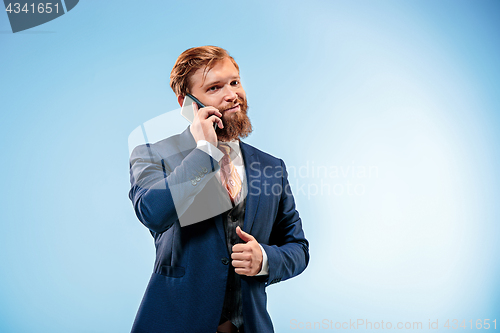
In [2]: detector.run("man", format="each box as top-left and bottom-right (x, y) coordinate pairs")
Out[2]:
(128, 46), (309, 333)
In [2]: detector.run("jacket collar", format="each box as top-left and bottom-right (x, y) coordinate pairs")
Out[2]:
(240, 141), (260, 234)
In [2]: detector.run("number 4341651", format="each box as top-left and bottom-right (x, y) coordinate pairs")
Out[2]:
(5, 3), (59, 14)
(444, 319), (496, 329)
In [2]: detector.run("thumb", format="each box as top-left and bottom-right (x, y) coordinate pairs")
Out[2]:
(236, 226), (255, 243)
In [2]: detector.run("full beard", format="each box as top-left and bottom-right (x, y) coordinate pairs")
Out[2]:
(216, 97), (253, 142)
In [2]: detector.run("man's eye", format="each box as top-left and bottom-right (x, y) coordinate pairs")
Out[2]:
(208, 86), (219, 92)
(231, 80), (239, 86)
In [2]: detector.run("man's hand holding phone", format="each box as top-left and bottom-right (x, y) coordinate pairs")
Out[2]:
(190, 102), (223, 146)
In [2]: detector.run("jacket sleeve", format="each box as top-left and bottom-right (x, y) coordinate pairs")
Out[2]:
(260, 160), (309, 286)
(128, 143), (219, 233)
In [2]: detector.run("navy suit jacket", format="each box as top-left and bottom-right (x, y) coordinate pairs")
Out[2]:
(128, 128), (309, 332)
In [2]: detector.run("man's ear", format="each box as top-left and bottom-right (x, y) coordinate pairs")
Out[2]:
(177, 95), (185, 108)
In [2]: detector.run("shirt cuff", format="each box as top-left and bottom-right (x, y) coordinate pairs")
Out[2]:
(196, 140), (224, 162)
(256, 244), (269, 276)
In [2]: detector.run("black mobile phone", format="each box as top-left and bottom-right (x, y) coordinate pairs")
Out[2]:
(186, 93), (205, 109)
(180, 93), (218, 130)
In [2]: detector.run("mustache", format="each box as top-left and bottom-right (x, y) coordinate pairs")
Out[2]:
(220, 98), (246, 112)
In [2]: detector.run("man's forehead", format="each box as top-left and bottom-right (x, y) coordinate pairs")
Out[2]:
(191, 58), (240, 87)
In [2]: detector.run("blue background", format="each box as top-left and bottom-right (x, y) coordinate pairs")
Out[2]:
(1, 0), (499, 332)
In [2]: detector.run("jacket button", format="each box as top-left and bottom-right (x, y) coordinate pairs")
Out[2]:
(191, 179), (197, 186)
(231, 216), (238, 222)
(221, 257), (230, 265)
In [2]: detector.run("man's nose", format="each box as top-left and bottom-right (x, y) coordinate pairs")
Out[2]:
(222, 85), (238, 101)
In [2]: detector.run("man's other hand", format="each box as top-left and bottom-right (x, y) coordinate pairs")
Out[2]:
(231, 226), (263, 276)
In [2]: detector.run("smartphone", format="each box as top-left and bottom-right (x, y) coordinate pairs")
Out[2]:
(181, 94), (218, 130)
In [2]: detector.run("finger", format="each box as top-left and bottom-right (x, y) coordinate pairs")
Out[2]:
(231, 252), (251, 260)
(234, 268), (251, 276)
(199, 106), (222, 118)
(236, 226), (255, 243)
(207, 115), (223, 128)
(232, 243), (248, 253)
(192, 102), (199, 114)
(231, 260), (249, 268)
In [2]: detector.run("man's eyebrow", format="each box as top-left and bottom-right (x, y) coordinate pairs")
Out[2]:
(203, 80), (222, 87)
(202, 76), (241, 87)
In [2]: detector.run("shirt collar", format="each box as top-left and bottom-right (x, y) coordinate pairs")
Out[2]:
(219, 140), (242, 165)
(223, 140), (240, 155)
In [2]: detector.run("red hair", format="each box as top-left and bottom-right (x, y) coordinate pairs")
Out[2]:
(170, 46), (239, 96)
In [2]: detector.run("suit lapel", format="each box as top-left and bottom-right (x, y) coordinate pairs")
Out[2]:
(212, 179), (229, 248)
(240, 141), (261, 234)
